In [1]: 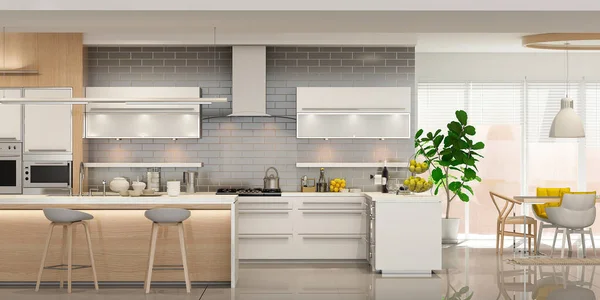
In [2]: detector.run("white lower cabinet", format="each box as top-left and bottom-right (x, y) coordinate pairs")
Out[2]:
(296, 210), (366, 235)
(295, 235), (367, 260)
(238, 210), (293, 235)
(238, 195), (367, 260)
(239, 234), (295, 260)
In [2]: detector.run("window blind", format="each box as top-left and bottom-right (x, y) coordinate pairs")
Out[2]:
(417, 82), (467, 134)
(417, 82), (523, 134)
(585, 83), (600, 147)
(468, 82), (524, 126)
(526, 82), (580, 143)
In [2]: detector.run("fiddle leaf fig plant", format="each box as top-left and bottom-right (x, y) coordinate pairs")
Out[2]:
(414, 110), (484, 219)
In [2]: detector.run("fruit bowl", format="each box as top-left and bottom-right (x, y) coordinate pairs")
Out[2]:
(408, 159), (429, 175)
(329, 178), (347, 193)
(403, 176), (433, 193)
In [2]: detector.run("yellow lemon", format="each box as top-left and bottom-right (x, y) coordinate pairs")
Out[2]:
(410, 159), (416, 166)
(404, 179), (410, 185)
(409, 166), (415, 172)
(341, 182), (346, 188)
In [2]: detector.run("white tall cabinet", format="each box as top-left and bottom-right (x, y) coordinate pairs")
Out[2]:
(23, 88), (72, 153)
(0, 89), (23, 141)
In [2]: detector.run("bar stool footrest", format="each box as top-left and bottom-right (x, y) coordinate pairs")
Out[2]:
(44, 264), (91, 271)
(153, 264), (184, 271)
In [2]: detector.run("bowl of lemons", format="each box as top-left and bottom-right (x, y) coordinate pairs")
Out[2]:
(403, 176), (433, 193)
(408, 159), (429, 174)
(329, 178), (347, 193)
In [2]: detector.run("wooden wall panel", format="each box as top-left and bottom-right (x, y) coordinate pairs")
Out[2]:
(0, 210), (231, 282)
(0, 33), (85, 194)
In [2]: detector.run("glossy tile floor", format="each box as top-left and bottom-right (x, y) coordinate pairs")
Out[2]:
(2, 240), (600, 299)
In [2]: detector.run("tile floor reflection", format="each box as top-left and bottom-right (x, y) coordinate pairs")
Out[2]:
(1, 241), (600, 299)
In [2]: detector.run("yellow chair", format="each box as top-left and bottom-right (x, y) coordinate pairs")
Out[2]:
(532, 188), (570, 254)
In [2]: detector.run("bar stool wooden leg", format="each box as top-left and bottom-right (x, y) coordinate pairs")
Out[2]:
(145, 223), (159, 294)
(67, 224), (73, 294)
(178, 223), (191, 293)
(35, 223), (55, 292)
(59, 225), (67, 289)
(82, 222), (99, 290)
(533, 222), (538, 254)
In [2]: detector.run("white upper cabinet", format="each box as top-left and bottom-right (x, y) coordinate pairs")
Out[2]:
(84, 87), (201, 139)
(296, 87), (412, 139)
(0, 89), (23, 141)
(296, 87), (411, 112)
(23, 88), (72, 153)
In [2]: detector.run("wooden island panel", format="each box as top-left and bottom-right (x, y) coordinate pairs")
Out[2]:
(0, 209), (231, 282)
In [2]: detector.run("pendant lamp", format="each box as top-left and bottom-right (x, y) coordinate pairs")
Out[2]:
(549, 43), (585, 138)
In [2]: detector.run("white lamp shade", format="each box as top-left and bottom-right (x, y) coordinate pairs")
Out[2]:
(549, 98), (585, 138)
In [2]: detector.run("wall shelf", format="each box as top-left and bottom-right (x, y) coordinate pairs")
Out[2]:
(84, 163), (204, 168)
(296, 162), (408, 168)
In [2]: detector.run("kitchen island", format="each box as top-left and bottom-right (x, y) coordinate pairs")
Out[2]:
(0, 194), (239, 287)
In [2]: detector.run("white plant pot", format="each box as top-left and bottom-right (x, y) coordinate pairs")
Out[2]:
(442, 218), (460, 244)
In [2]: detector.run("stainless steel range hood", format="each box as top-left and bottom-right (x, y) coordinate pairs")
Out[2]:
(228, 46), (270, 117)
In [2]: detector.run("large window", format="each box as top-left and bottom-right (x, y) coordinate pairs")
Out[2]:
(418, 82), (523, 237)
(418, 80), (599, 238)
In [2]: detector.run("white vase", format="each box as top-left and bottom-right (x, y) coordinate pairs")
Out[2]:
(109, 177), (130, 193)
(131, 181), (146, 192)
(442, 218), (460, 244)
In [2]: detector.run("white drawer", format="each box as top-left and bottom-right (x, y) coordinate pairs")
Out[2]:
(238, 210), (293, 235)
(296, 210), (367, 235)
(298, 197), (365, 210)
(239, 234), (295, 259)
(295, 235), (367, 260)
(237, 198), (292, 210)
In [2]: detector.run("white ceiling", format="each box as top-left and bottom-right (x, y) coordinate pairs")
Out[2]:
(1, 11), (600, 52)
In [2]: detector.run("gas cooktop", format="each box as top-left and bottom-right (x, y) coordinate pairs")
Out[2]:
(216, 188), (282, 197)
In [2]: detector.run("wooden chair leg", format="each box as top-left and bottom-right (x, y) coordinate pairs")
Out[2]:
(59, 225), (67, 289)
(496, 223), (500, 253)
(500, 225), (505, 256)
(67, 224), (73, 294)
(528, 224), (532, 254)
(178, 223), (191, 293)
(145, 223), (159, 294)
(82, 222), (99, 290)
(35, 223), (55, 291)
(534, 222), (538, 254)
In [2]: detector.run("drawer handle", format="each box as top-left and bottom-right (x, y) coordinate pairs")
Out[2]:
(28, 149), (69, 152)
(239, 235), (291, 240)
(302, 201), (362, 205)
(301, 235), (363, 240)
(239, 210), (290, 214)
(301, 211), (363, 215)
(240, 201), (289, 204)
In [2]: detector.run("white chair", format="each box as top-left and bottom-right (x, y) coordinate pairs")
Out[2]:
(546, 193), (597, 258)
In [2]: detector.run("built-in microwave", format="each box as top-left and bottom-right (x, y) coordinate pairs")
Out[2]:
(23, 161), (71, 189)
(0, 142), (23, 194)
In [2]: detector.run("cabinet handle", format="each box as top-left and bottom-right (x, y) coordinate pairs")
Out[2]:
(239, 210), (290, 214)
(240, 201), (289, 204)
(301, 211), (363, 215)
(0, 137), (17, 141)
(302, 201), (362, 205)
(301, 235), (363, 240)
(27, 149), (68, 152)
(239, 235), (291, 240)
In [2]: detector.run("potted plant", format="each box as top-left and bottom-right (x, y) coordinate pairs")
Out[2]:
(414, 110), (485, 244)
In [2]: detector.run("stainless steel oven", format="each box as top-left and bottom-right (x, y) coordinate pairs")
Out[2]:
(0, 142), (22, 194)
(23, 161), (71, 190)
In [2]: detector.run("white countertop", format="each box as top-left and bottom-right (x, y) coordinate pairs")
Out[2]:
(364, 192), (441, 203)
(281, 192), (364, 197)
(0, 193), (237, 205)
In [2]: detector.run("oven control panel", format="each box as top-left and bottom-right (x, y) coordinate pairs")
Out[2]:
(0, 142), (21, 154)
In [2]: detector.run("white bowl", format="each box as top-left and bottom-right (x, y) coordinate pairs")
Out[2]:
(132, 181), (146, 192)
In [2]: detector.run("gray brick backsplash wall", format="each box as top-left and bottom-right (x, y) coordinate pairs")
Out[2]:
(86, 46), (415, 192)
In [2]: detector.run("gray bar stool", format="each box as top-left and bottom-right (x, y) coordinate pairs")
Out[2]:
(144, 208), (192, 293)
(35, 208), (99, 293)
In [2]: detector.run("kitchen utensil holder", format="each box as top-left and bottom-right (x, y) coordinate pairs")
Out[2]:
(301, 178), (316, 192)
